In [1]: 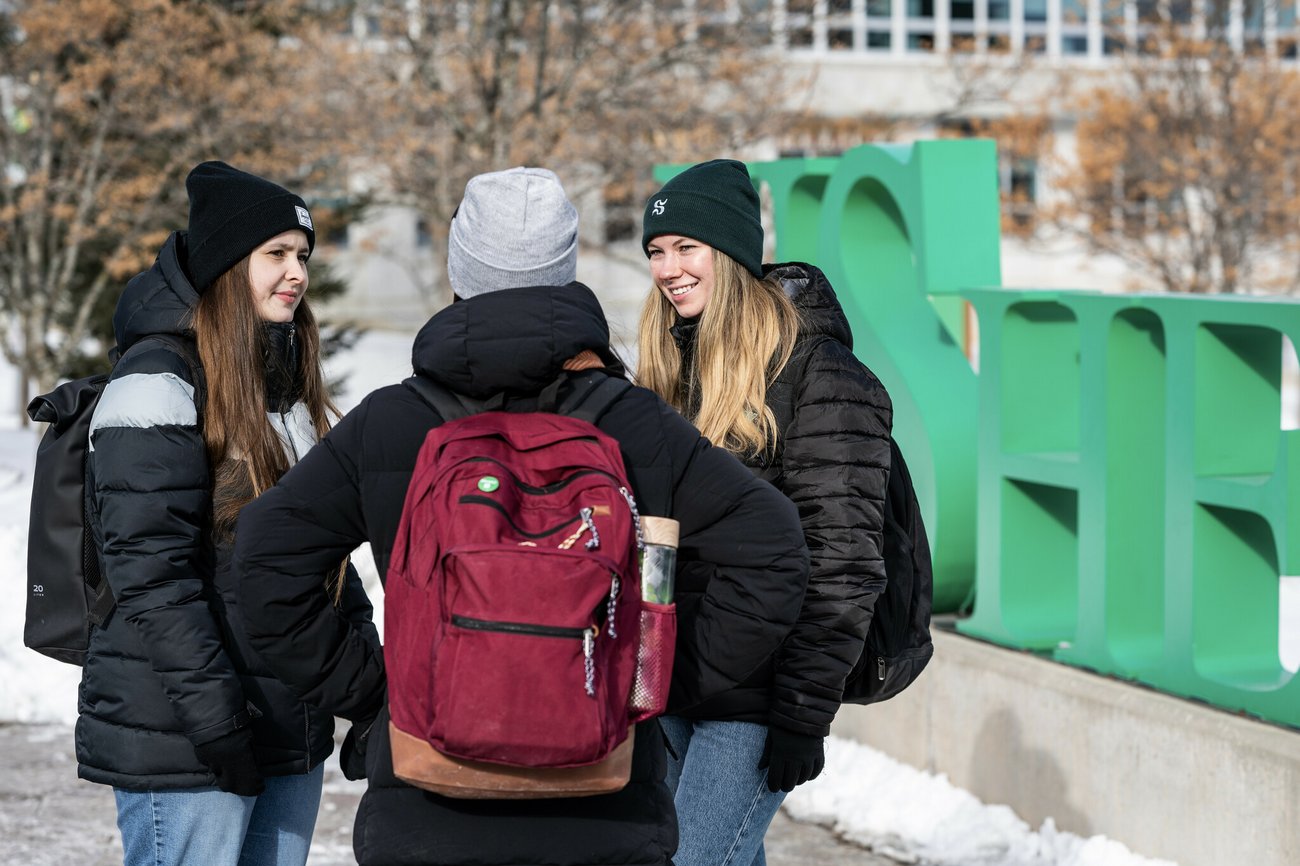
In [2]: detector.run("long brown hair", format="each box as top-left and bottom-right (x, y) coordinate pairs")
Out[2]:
(637, 248), (800, 457)
(191, 255), (337, 534)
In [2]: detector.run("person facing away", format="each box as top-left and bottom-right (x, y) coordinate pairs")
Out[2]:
(80, 160), (377, 866)
(231, 165), (810, 866)
(637, 158), (893, 866)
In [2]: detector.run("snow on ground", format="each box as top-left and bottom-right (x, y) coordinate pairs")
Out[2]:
(785, 737), (1177, 866)
(3, 326), (1297, 866)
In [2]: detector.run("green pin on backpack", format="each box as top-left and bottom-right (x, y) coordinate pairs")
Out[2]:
(477, 476), (500, 493)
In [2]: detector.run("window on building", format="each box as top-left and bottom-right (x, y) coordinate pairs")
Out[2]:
(415, 217), (431, 249)
(1062, 0), (1089, 54)
(786, 0), (815, 47)
(952, 0), (977, 51)
(697, 0), (745, 43)
(1280, 1), (1298, 59)
(1024, 0), (1048, 53)
(828, 0), (857, 49)
(867, 0), (892, 50)
(1101, 0), (1125, 55)
(1002, 157), (1038, 231)
(1062, 33), (1089, 52)
(908, 0), (936, 51)
(1110, 167), (1181, 236)
(1243, 0), (1267, 56)
(1135, 0), (1162, 54)
(829, 27), (856, 48)
(988, 0), (1012, 51)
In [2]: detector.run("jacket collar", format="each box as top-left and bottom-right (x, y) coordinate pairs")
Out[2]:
(412, 283), (624, 399)
(764, 261), (854, 350)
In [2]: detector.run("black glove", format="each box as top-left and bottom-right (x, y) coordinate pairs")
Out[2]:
(194, 729), (264, 797)
(340, 714), (379, 781)
(758, 727), (825, 793)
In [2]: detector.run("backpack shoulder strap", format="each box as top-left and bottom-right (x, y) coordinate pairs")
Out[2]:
(558, 372), (634, 426)
(558, 371), (673, 516)
(403, 375), (482, 422)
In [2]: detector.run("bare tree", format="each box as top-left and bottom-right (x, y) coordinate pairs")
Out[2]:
(1049, 0), (1300, 294)
(325, 0), (793, 303)
(0, 0), (350, 403)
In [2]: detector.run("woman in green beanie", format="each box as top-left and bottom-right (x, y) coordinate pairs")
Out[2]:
(637, 158), (895, 866)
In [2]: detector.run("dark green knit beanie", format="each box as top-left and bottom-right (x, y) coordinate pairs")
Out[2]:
(642, 158), (763, 278)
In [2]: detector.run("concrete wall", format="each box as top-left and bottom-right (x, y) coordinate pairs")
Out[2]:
(833, 629), (1300, 866)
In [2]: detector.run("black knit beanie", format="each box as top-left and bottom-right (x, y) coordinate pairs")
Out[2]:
(184, 161), (316, 292)
(641, 158), (763, 278)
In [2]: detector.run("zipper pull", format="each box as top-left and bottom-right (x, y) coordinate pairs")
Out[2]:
(558, 507), (600, 550)
(558, 508), (591, 550)
(619, 486), (644, 551)
(582, 626), (597, 697)
(876, 657), (886, 681)
(582, 507), (601, 551)
(606, 574), (620, 639)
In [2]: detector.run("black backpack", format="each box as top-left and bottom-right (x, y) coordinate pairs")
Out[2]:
(764, 337), (934, 706)
(840, 435), (934, 705)
(25, 334), (203, 665)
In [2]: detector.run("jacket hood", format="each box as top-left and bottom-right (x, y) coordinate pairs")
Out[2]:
(412, 282), (625, 398)
(112, 231), (201, 353)
(764, 261), (853, 350)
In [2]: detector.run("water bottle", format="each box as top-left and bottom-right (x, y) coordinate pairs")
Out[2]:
(639, 516), (678, 604)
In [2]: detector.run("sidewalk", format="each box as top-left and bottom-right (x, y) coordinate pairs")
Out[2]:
(0, 722), (895, 866)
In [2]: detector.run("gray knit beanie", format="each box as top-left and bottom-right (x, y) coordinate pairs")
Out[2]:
(447, 167), (579, 299)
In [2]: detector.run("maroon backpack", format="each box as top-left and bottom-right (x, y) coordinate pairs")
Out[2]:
(385, 373), (671, 791)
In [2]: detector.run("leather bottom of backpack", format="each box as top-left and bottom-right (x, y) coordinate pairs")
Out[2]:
(389, 723), (633, 799)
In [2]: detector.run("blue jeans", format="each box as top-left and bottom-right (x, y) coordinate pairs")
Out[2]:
(659, 716), (786, 866)
(114, 764), (323, 866)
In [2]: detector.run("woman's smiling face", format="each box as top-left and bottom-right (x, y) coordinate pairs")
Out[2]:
(647, 234), (715, 319)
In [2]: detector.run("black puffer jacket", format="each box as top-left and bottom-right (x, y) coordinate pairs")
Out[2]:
(671, 262), (892, 737)
(233, 283), (809, 866)
(77, 231), (375, 789)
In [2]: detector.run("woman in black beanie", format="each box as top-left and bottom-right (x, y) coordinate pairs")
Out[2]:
(77, 161), (376, 866)
(637, 158), (894, 866)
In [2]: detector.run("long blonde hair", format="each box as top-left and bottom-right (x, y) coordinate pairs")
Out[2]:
(637, 249), (800, 457)
(191, 256), (337, 534)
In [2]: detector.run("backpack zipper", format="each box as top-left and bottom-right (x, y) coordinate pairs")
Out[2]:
(460, 457), (617, 495)
(458, 495), (581, 539)
(450, 615), (600, 697)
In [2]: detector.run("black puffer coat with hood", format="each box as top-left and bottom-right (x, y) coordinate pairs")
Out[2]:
(669, 262), (892, 737)
(77, 231), (375, 789)
(233, 282), (809, 866)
